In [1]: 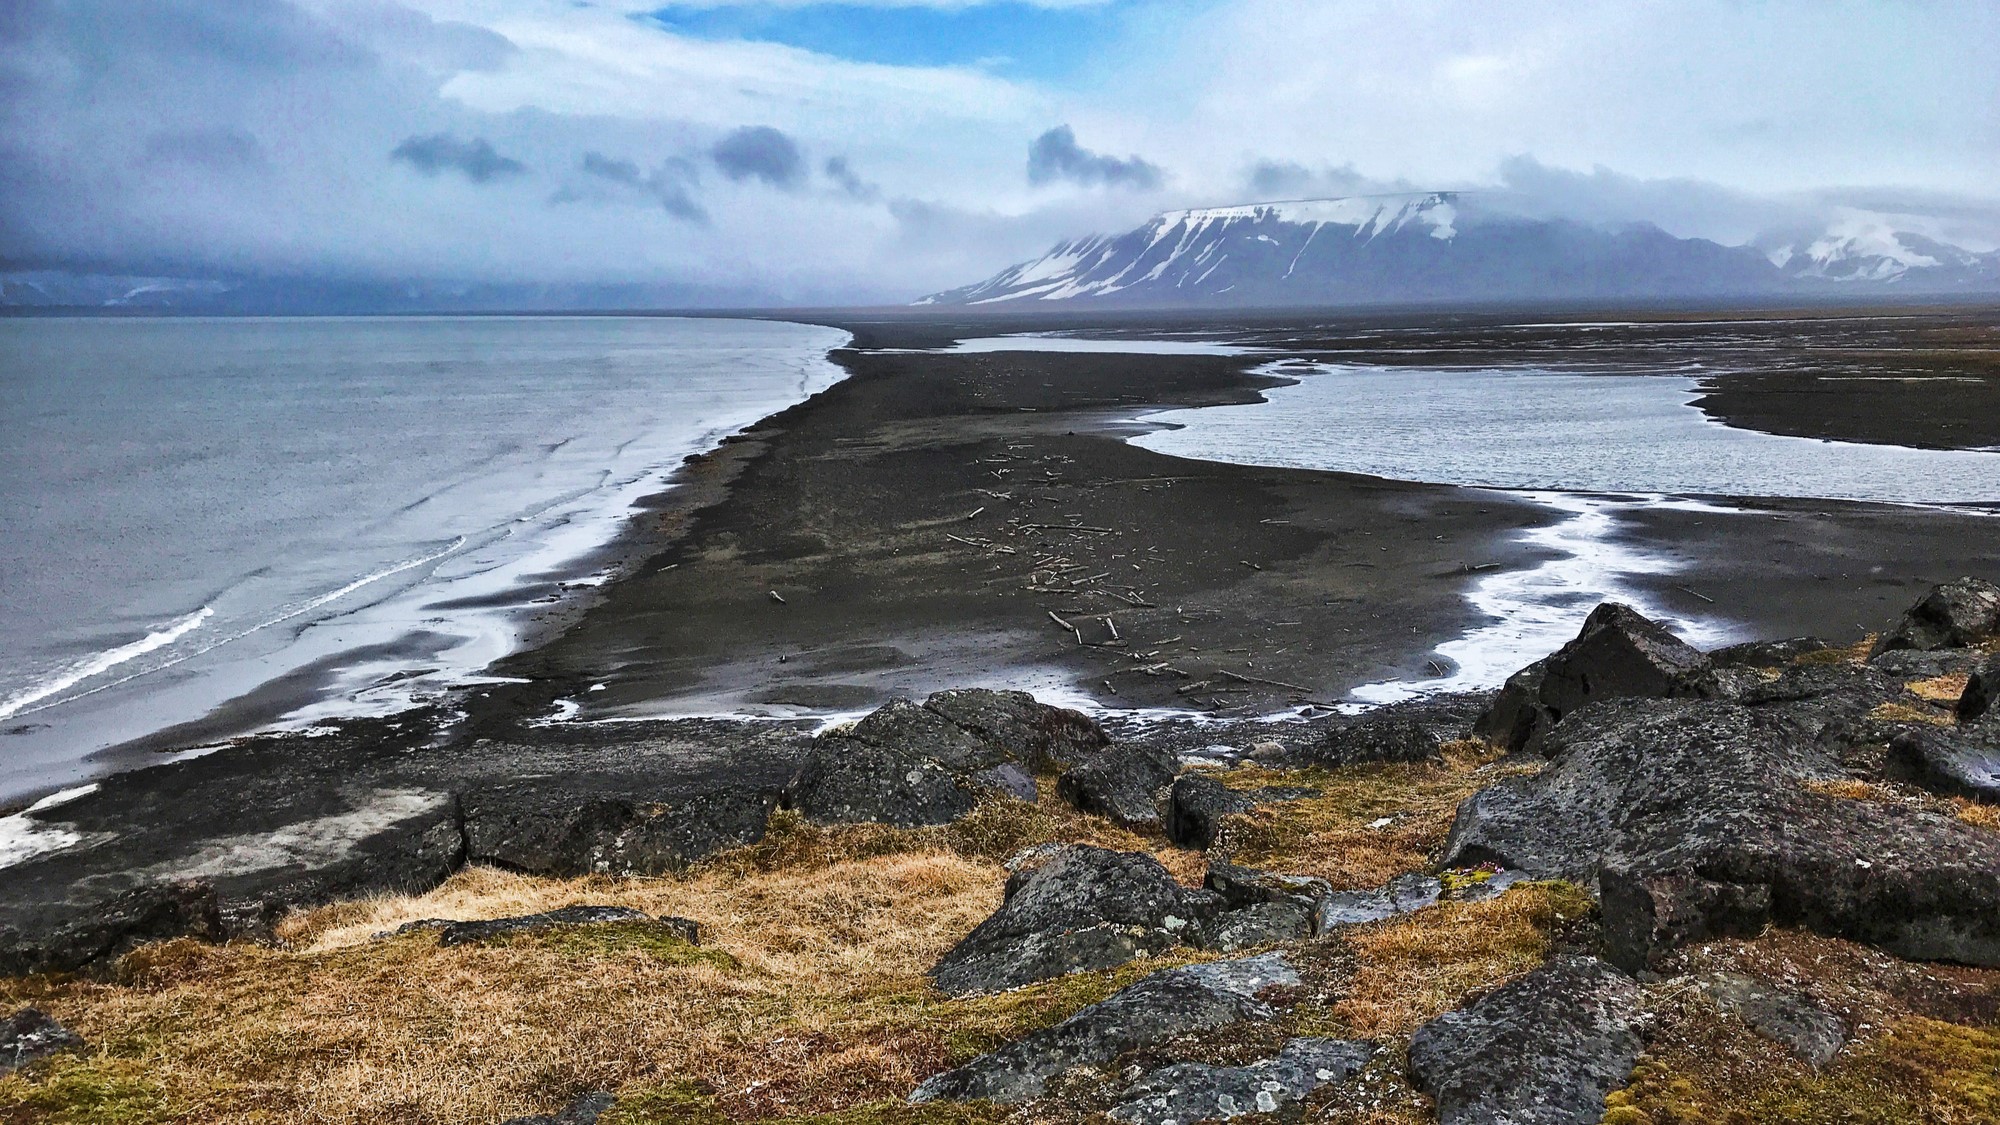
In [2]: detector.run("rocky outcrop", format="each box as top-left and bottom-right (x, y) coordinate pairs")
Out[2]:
(1871, 576), (2000, 655)
(1108, 1037), (1374, 1125)
(910, 953), (1300, 1104)
(1887, 728), (2000, 804)
(2, 1008), (84, 1074)
(788, 692), (1105, 827)
(463, 786), (774, 877)
(1056, 744), (1179, 828)
(1476, 604), (1714, 753)
(498, 1090), (616, 1125)
(1442, 698), (2000, 972)
(1292, 717), (1443, 769)
(1164, 775), (1317, 851)
(929, 846), (1201, 996)
(1698, 971), (1846, 1068)
(1407, 955), (1644, 1125)
(0, 879), (226, 978)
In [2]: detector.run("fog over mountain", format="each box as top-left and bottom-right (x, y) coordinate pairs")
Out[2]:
(2, 1), (1997, 310)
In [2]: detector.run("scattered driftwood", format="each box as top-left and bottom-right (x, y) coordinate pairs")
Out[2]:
(1017, 523), (1118, 534)
(1215, 668), (1313, 694)
(963, 507), (986, 521)
(1047, 611), (1084, 644)
(1675, 584), (1716, 604)
(768, 590), (787, 605)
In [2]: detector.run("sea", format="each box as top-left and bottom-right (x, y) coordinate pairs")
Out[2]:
(0, 316), (848, 801)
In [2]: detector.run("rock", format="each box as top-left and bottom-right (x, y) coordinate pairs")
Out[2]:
(1203, 859), (1332, 910)
(1887, 728), (2000, 804)
(1314, 873), (1442, 932)
(1165, 775), (1317, 851)
(1108, 1037), (1374, 1125)
(1195, 899), (1314, 952)
(1709, 637), (1834, 669)
(428, 905), (688, 948)
(1407, 955), (1644, 1125)
(910, 953), (1300, 1104)
(1446, 867), (1533, 904)
(788, 735), (977, 827)
(2, 1008), (84, 1074)
(1441, 699), (2000, 971)
(1698, 972), (1847, 1068)
(848, 699), (997, 772)
(1959, 653), (2000, 722)
(498, 1090), (616, 1125)
(1536, 603), (1714, 725)
(1296, 717), (1443, 768)
(1475, 658), (1553, 754)
(463, 786), (773, 875)
(930, 846), (1199, 996)
(1872, 577), (2000, 655)
(971, 762), (1040, 803)
(1866, 648), (1979, 679)
(923, 688), (1110, 773)
(1057, 744), (1179, 828)
(0, 879), (224, 977)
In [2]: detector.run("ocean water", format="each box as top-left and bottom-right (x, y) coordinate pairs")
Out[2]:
(0, 316), (848, 800)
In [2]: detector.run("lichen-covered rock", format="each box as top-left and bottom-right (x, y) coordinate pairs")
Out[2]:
(1475, 657), (1553, 754)
(1203, 859), (1331, 910)
(1, 1008), (84, 1074)
(498, 1090), (616, 1125)
(1057, 744), (1178, 828)
(1959, 653), (2000, 723)
(930, 846), (1200, 995)
(1108, 1037), (1374, 1125)
(1314, 872), (1443, 931)
(923, 688), (1110, 773)
(463, 785), (774, 874)
(1708, 637), (1834, 669)
(1164, 775), (1317, 851)
(1698, 972), (1847, 1068)
(1407, 955), (1643, 1125)
(1295, 717), (1443, 769)
(1886, 728), (2000, 804)
(848, 699), (997, 772)
(910, 953), (1300, 1104)
(1442, 699), (2000, 971)
(1194, 899), (1314, 952)
(1476, 604), (1712, 754)
(1872, 577), (2000, 655)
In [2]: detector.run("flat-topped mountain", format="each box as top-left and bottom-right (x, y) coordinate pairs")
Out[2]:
(919, 193), (2000, 307)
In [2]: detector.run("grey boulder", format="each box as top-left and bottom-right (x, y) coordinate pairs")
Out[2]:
(1477, 604), (1713, 754)
(1314, 872), (1443, 931)
(1698, 972), (1846, 1068)
(1194, 899), (1314, 952)
(462, 785), (773, 876)
(1108, 1037), (1374, 1125)
(2, 1008), (84, 1074)
(1057, 744), (1179, 828)
(923, 688), (1110, 773)
(1887, 728), (2000, 804)
(1294, 717), (1443, 769)
(1165, 775), (1317, 851)
(910, 953), (1300, 1104)
(1959, 653), (2000, 722)
(1871, 577), (2000, 655)
(1407, 955), (1644, 1125)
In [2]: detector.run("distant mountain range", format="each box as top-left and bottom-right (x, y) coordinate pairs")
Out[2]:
(919, 193), (2000, 307)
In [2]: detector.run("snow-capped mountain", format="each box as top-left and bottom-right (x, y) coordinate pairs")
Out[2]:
(920, 194), (2000, 307)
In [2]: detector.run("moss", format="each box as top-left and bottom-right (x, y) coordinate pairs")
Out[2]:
(603, 1082), (1007, 1125)
(767, 1101), (1010, 1125)
(1606, 1017), (2000, 1125)
(0, 1055), (179, 1125)
(601, 1079), (730, 1125)
(503, 922), (740, 970)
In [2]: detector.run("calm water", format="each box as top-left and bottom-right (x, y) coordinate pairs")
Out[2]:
(0, 316), (848, 799)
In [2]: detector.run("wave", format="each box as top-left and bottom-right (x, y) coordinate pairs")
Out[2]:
(0, 607), (214, 721)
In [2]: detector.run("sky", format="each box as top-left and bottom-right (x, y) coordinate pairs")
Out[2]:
(1, 0), (1997, 304)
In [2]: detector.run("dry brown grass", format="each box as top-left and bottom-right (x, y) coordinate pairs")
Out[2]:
(1216, 744), (1535, 892)
(1801, 779), (1997, 832)
(1956, 800), (2000, 832)
(1907, 674), (1972, 704)
(1867, 701), (1957, 726)
(0, 797), (1210, 1125)
(1304, 881), (1595, 1039)
(1794, 635), (1877, 666)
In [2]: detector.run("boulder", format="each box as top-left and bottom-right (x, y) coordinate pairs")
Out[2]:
(1407, 955), (1644, 1125)
(1872, 577), (2000, 655)
(0, 879), (224, 978)
(1203, 860), (1332, 910)
(787, 736), (975, 827)
(1476, 604), (1712, 754)
(1165, 776), (1317, 851)
(922, 688), (1110, 773)
(1194, 899), (1314, 952)
(463, 786), (774, 875)
(1886, 728), (2000, 804)
(1698, 972), (1847, 1068)
(498, 1090), (616, 1125)
(1107, 1038), (1374, 1125)
(1708, 637), (1834, 669)
(1474, 658), (1553, 754)
(1056, 744), (1179, 828)
(847, 699), (997, 772)
(1441, 699), (2000, 971)
(1294, 717), (1443, 769)
(1959, 653), (2000, 723)
(2, 1008), (84, 1074)
(910, 953), (1300, 1104)
(930, 846), (1200, 996)
(971, 762), (1040, 803)
(1314, 873), (1442, 932)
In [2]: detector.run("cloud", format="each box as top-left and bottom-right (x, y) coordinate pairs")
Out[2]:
(711, 126), (805, 189)
(1244, 160), (1382, 200)
(575, 151), (707, 222)
(1026, 125), (1161, 190)
(389, 133), (527, 183)
(142, 127), (268, 173)
(824, 155), (878, 200)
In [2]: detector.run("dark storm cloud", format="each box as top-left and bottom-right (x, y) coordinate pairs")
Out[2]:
(142, 127), (268, 172)
(1245, 159), (1375, 199)
(576, 151), (706, 222)
(1026, 126), (1162, 190)
(390, 133), (526, 183)
(823, 156), (878, 201)
(710, 126), (805, 189)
